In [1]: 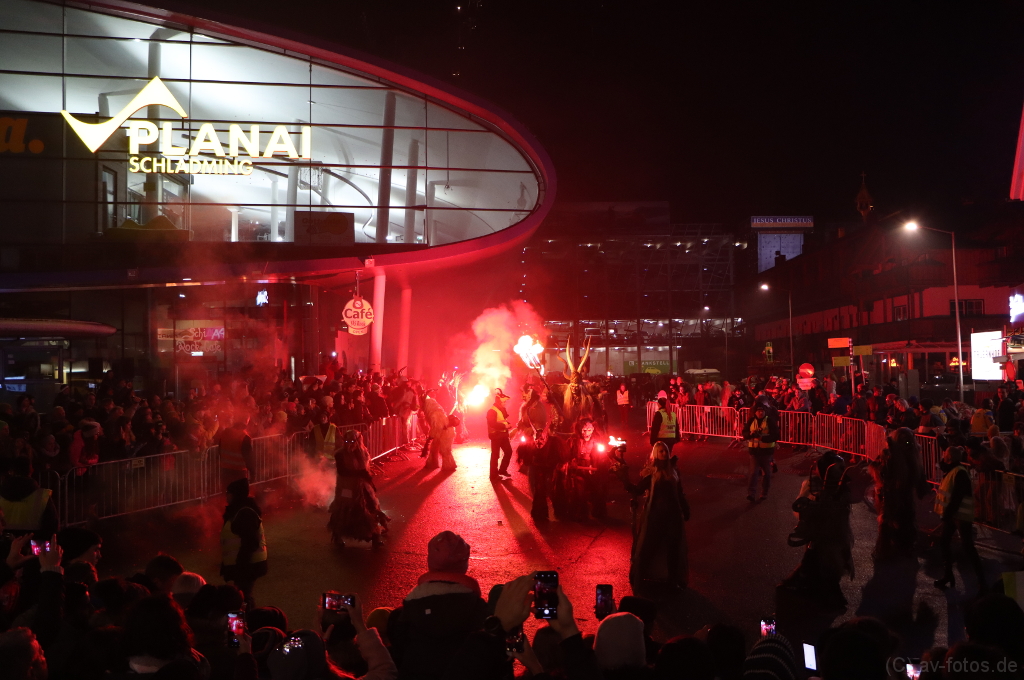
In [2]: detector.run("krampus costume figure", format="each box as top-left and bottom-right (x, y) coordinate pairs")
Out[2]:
(565, 418), (611, 520)
(868, 427), (927, 559)
(423, 394), (457, 471)
(547, 338), (597, 435)
(328, 430), (389, 547)
(615, 441), (690, 587)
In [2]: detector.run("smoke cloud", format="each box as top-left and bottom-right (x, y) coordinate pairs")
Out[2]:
(289, 456), (336, 508)
(467, 300), (544, 395)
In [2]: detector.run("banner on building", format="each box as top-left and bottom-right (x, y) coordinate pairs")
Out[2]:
(624, 359), (670, 374)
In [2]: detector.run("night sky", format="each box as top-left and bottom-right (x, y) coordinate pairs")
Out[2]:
(192, 0), (1024, 227)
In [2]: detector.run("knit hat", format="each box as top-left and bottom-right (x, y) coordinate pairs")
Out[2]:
(742, 634), (797, 680)
(58, 527), (102, 563)
(267, 629), (327, 680)
(226, 477), (250, 499)
(171, 572), (207, 609)
(427, 531), (471, 573)
(594, 612), (646, 671)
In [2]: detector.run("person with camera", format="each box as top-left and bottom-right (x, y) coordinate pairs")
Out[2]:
(744, 404), (779, 502)
(448, 573), (602, 680)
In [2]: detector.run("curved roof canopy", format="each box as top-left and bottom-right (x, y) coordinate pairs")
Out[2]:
(0, 0), (554, 285)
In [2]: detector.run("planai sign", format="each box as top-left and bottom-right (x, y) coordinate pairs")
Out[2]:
(61, 77), (311, 176)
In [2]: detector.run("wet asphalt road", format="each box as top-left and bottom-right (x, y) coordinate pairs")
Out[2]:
(94, 434), (1022, 657)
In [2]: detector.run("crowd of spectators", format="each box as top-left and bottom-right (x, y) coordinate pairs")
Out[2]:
(3, 522), (1022, 680)
(0, 366), (423, 484)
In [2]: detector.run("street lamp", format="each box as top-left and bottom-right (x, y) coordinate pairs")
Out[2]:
(904, 221), (964, 403)
(760, 283), (794, 380)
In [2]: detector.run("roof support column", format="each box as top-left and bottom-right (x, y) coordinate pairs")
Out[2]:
(371, 270), (386, 374)
(397, 286), (412, 372)
(376, 91), (397, 244)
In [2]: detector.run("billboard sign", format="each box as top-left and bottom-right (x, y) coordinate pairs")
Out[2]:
(751, 216), (813, 231)
(971, 331), (1004, 381)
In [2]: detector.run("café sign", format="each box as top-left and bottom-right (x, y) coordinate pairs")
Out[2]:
(60, 77), (311, 176)
(343, 296), (374, 336)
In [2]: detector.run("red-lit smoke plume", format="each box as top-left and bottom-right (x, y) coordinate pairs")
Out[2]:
(463, 301), (544, 406)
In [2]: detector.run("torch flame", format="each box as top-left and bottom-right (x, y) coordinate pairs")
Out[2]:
(513, 334), (544, 369)
(608, 436), (626, 448)
(464, 384), (490, 407)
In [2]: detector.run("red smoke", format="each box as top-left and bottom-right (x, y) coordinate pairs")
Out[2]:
(464, 301), (544, 404)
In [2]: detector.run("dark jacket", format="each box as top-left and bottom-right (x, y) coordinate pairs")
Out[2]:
(387, 578), (488, 680)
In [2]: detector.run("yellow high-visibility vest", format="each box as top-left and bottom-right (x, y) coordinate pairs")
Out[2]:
(747, 418), (776, 449)
(0, 488), (51, 531)
(657, 410), (677, 439)
(934, 465), (974, 522)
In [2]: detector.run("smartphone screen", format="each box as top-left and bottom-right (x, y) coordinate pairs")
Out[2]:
(802, 643), (816, 671)
(906, 663), (921, 680)
(595, 584), (614, 619)
(227, 612), (244, 648)
(322, 591), (343, 612)
(760, 617), (776, 637)
(534, 571), (558, 619)
(30, 540), (42, 556)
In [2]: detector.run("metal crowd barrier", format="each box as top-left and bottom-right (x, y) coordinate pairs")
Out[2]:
(645, 401), (887, 460)
(48, 414), (423, 526)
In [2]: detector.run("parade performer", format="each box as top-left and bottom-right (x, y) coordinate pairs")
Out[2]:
(614, 441), (690, 588)
(525, 426), (563, 522)
(423, 394), (457, 471)
(868, 427), (927, 560)
(486, 389), (514, 481)
(327, 430), (389, 548)
(566, 418), (611, 520)
(779, 451), (854, 608)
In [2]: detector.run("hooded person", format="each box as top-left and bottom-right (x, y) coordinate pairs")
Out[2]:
(220, 477), (267, 606)
(327, 430), (388, 548)
(615, 442), (690, 588)
(386, 531), (487, 680)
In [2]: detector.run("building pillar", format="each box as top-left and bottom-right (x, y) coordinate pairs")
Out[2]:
(370, 271), (386, 374)
(375, 92), (397, 244)
(285, 164), (298, 242)
(397, 286), (412, 372)
(228, 207), (239, 242)
(270, 176), (280, 241)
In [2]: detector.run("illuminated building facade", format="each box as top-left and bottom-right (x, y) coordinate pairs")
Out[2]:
(0, 0), (554, 400)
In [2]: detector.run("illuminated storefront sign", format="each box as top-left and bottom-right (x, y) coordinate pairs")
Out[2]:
(971, 330), (1004, 381)
(343, 297), (374, 336)
(61, 77), (311, 176)
(1010, 293), (1024, 324)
